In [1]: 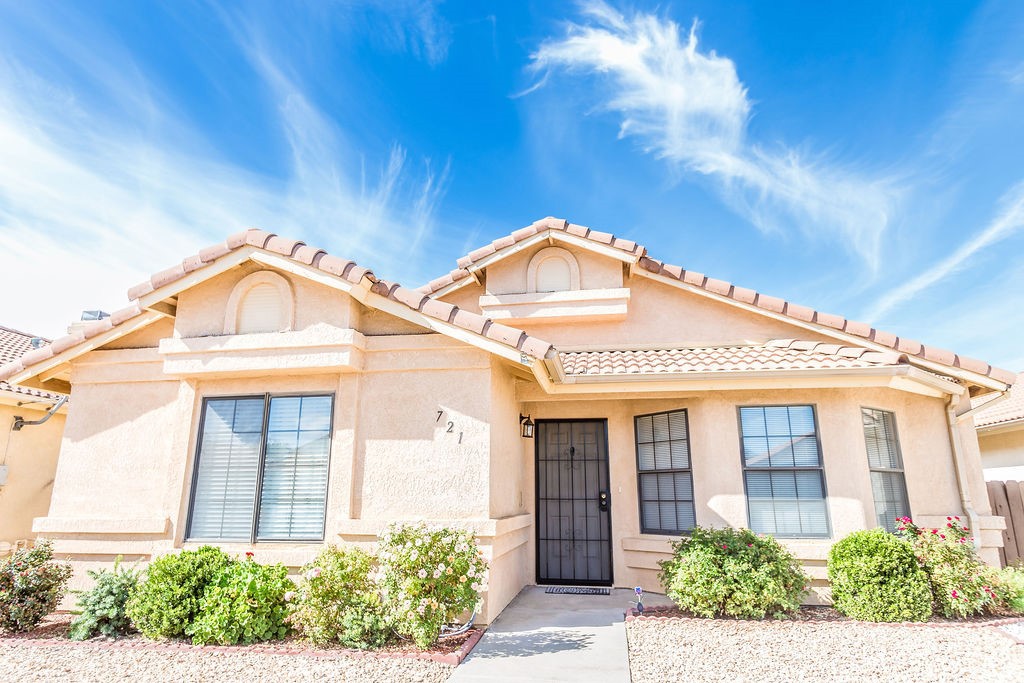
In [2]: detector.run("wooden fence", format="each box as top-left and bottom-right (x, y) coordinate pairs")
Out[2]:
(987, 479), (1024, 567)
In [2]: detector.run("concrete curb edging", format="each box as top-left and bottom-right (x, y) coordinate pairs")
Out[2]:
(0, 628), (486, 666)
(625, 606), (1024, 630)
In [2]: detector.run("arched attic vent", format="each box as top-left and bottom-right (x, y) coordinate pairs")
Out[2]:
(526, 247), (581, 293)
(224, 271), (295, 334)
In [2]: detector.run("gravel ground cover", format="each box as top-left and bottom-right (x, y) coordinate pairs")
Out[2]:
(0, 615), (457, 683)
(627, 615), (1024, 683)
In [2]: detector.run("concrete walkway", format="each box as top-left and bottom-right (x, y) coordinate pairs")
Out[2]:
(448, 586), (673, 682)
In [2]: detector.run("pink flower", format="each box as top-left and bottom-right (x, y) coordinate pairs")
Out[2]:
(954, 516), (960, 521)
(747, 543), (753, 547)
(721, 544), (728, 550)
(940, 534), (946, 540)
(305, 567), (321, 580)
(931, 529), (938, 535)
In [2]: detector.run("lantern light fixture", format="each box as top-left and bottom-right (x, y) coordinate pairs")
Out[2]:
(519, 414), (535, 439)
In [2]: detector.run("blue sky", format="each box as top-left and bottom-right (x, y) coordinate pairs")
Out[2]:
(1, 1), (1022, 370)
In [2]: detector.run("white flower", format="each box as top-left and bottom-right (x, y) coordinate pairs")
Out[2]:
(410, 550), (419, 560)
(305, 567), (321, 580)
(417, 569), (428, 579)
(284, 591), (297, 602)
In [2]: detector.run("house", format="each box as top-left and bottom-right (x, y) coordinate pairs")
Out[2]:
(0, 326), (66, 555)
(0, 217), (1016, 620)
(975, 378), (1024, 481)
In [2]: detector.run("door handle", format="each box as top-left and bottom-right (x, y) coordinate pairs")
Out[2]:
(598, 490), (609, 512)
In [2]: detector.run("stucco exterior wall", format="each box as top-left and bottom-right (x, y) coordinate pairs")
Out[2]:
(520, 386), (979, 602)
(0, 401), (64, 547)
(441, 245), (837, 349)
(978, 426), (1024, 480)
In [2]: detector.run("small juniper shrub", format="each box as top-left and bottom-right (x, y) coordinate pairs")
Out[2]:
(376, 522), (489, 649)
(69, 557), (140, 640)
(289, 545), (390, 649)
(186, 553), (293, 646)
(994, 565), (1024, 614)
(827, 528), (932, 622)
(658, 526), (809, 619)
(125, 545), (234, 639)
(895, 516), (1001, 618)
(0, 540), (72, 633)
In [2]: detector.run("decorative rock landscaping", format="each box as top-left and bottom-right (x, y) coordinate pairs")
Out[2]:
(626, 612), (1024, 682)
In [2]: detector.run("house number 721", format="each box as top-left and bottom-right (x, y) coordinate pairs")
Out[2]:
(435, 410), (463, 444)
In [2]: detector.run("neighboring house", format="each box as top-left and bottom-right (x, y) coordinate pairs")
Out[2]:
(0, 217), (1017, 620)
(975, 378), (1024, 481)
(0, 326), (66, 555)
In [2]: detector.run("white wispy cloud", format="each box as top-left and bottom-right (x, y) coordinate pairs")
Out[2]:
(0, 4), (449, 338)
(865, 181), (1024, 320)
(529, 1), (901, 270)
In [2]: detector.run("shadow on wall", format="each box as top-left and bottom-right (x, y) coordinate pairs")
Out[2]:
(466, 629), (596, 658)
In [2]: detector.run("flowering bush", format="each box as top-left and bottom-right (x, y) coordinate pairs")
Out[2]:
(69, 557), (139, 640)
(0, 540), (72, 633)
(289, 545), (390, 649)
(125, 546), (234, 639)
(827, 529), (932, 622)
(187, 556), (293, 645)
(895, 516), (999, 618)
(376, 523), (489, 648)
(659, 526), (809, 619)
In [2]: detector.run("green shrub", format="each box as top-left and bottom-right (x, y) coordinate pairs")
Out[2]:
(187, 558), (293, 645)
(895, 517), (999, 618)
(827, 529), (932, 622)
(377, 523), (489, 649)
(289, 545), (390, 649)
(658, 526), (809, 619)
(0, 540), (73, 633)
(69, 558), (139, 640)
(994, 566), (1024, 614)
(125, 546), (234, 639)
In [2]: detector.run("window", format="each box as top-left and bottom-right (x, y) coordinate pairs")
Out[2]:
(739, 405), (829, 537)
(187, 394), (333, 542)
(635, 410), (695, 534)
(861, 408), (910, 532)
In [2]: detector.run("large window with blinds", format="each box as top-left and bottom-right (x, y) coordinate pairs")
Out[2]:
(186, 394), (334, 542)
(861, 408), (910, 532)
(635, 409), (695, 535)
(739, 405), (830, 537)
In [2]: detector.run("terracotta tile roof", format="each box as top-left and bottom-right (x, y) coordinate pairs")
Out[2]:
(0, 230), (555, 383)
(419, 217), (645, 294)
(0, 326), (63, 400)
(974, 378), (1024, 429)
(423, 217), (1018, 386)
(559, 339), (910, 377)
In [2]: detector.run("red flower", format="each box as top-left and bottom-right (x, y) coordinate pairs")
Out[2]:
(931, 529), (938, 535)
(954, 516), (960, 521)
(721, 544), (728, 550)
(939, 534), (946, 540)
(245, 551), (254, 558)
(946, 516), (952, 521)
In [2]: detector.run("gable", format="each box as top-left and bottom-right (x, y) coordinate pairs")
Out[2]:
(0, 230), (555, 393)
(427, 217), (1017, 392)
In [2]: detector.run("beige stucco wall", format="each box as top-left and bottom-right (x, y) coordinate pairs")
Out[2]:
(519, 386), (984, 602)
(978, 426), (1024, 481)
(444, 243), (838, 349)
(0, 399), (64, 548)
(31, 242), (1003, 620)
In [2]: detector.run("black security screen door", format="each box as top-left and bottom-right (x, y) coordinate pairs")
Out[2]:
(536, 420), (613, 585)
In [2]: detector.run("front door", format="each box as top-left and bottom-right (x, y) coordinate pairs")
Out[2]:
(536, 420), (613, 585)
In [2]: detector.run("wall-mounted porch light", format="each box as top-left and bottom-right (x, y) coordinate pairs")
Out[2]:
(519, 414), (535, 439)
